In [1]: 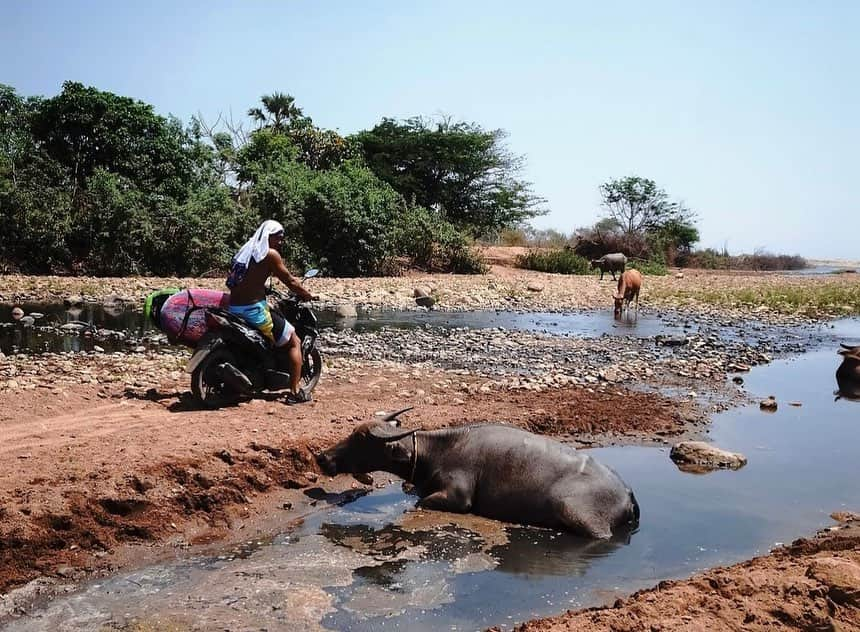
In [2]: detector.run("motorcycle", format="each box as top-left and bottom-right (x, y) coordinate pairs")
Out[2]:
(146, 270), (322, 408)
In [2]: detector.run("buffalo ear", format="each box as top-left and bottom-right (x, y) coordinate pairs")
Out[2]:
(368, 423), (419, 442)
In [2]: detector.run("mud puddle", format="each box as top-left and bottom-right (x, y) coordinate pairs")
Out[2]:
(4, 342), (860, 631)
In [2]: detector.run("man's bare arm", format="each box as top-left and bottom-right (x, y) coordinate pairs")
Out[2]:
(267, 249), (314, 301)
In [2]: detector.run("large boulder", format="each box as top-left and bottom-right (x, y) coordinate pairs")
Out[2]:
(670, 441), (747, 472)
(413, 286), (436, 308)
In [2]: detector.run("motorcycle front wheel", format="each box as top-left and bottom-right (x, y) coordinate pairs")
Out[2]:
(191, 347), (243, 409)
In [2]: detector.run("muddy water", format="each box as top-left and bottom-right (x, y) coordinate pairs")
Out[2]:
(1, 301), (695, 355)
(1, 298), (853, 356)
(0, 302), (149, 354)
(5, 342), (860, 631)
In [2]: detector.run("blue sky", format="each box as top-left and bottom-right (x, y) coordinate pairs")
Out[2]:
(2, 1), (858, 259)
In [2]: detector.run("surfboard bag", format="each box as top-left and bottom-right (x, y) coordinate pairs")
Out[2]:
(145, 288), (230, 346)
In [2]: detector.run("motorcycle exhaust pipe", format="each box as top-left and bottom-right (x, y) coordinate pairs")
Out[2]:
(216, 362), (253, 394)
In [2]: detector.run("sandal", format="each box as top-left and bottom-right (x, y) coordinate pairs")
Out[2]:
(285, 389), (312, 405)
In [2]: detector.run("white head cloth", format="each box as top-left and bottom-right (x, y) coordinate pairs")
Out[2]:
(232, 220), (284, 266)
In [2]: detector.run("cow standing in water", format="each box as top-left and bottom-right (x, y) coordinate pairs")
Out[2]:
(614, 269), (642, 318)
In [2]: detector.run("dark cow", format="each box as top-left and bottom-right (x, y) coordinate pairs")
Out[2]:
(836, 343), (860, 401)
(316, 409), (639, 539)
(590, 253), (627, 280)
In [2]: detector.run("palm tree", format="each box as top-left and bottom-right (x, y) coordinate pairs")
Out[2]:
(247, 92), (304, 132)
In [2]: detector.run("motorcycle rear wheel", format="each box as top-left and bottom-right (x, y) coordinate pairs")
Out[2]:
(191, 347), (242, 409)
(302, 347), (323, 394)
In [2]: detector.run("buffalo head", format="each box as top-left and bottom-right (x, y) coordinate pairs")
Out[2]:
(316, 407), (417, 477)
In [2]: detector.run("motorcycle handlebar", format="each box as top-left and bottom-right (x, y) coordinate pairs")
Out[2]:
(266, 286), (317, 303)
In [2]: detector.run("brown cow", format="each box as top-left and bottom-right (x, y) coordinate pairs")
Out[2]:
(613, 269), (642, 318)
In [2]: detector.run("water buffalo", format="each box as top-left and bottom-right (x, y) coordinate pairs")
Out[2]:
(614, 268), (642, 318)
(316, 409), (640, 539)
(590, 253), (627, 280)
(836, 343), (860, 401)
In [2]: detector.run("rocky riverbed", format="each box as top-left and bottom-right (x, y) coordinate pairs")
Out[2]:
(1, 265), (858, 630)
(2, 265), (858, 321)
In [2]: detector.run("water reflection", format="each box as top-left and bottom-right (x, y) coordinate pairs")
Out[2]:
(0, 302), (151, 354)
(490, 527), (631, 578)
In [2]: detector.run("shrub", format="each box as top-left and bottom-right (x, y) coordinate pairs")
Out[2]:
(515, 249), (590, 274)
(680, 248), (807, 271)
(498, 227), (528, 246)
(628, 258), (668, 276)
(394, 206), (487, 274)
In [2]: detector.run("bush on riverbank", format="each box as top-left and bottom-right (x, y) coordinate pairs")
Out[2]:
(680, 248), (807, 271)
(628, 259), (668, 276)
(515, 249), (590, 274)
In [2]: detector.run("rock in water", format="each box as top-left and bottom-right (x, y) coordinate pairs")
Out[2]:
(670, 441), (747, 472)
(759, 396), (778, 412)
(11, 306), (24, 321)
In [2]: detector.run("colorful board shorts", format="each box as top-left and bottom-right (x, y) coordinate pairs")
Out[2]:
(228, 300), (293, 347)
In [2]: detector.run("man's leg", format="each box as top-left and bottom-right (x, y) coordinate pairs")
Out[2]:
(286, 332), (303, 395)
(271, 312), (308, 403)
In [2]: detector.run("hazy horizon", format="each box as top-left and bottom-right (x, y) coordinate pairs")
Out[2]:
(2, 1), (857, 259)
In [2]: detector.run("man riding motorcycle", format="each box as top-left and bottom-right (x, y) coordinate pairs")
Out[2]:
(226, 220), (317, 404)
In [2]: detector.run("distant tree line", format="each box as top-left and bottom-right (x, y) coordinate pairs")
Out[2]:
(0, 82), (546, 276)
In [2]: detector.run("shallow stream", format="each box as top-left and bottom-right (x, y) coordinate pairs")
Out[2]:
(4, 341), (860, 631)
(0, 300), (853, 356)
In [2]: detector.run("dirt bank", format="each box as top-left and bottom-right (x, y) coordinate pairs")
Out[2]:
(499, 515), (860, 632)
(0, 358), (695, 595)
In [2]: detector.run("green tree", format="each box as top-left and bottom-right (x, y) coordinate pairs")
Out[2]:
(30, 81), (195, 198)
(244, 93), (354, 172)
(353, 116), (545, 235)
(248, 92), (305, 132)
(0, 84), (35, 191)
(599, 176), (694, 237)
(248, 159), (404, 276)
(649, 219), (700, 265)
